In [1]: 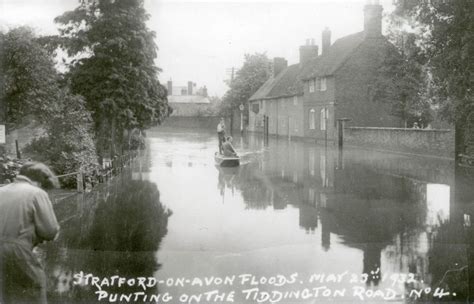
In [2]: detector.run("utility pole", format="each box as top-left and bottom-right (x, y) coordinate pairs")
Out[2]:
(226, 67), (236, 136)
(225, 67), (235, 85)
(0, 60), (6, 154)
(239, 103), (244, 135)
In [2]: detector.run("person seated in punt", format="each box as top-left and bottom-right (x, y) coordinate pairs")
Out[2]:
(222, 136), (237, 157)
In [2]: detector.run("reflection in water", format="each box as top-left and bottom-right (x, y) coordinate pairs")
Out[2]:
(36, 129), (474, 303)
(84, 180), (170, 288)
(41, 170), (171, 303)
(146, 130), (470, 303)
(426, 184), (450, 228)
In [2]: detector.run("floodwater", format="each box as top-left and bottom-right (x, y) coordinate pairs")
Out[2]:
(36, 128), (474, 303)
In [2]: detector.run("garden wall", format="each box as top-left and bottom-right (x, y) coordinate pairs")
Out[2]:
(344, 127), (455, 159)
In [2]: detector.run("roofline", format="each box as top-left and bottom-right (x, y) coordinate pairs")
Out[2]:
(302, 32), (368, 81)
(248, 62), (304, 101)
(169, 102), (211, 104)
(249, 92), (304, 101)
(301, 41), (363, 81)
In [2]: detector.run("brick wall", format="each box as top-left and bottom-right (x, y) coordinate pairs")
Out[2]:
(344, 127), (455, 159)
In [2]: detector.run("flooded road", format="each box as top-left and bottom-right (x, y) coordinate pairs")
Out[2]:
(42, 128), (474, 303)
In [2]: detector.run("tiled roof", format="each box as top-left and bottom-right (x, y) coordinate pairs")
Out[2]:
(302, 32), (365, 79)
(168, 95), (210, 104)
(250, 32), (366, 101)
(249, 64), (305, 101)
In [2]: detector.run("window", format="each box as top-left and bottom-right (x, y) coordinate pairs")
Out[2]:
(309, 188), (315, 205)
(320, 108), (327, 131)
(309, 150), (315, 176)
(320, 77), (327, 91)
(315, 77), (327, 91)
(320, 154), (328, 187)
(293, 96), (298, 105)
(309, 109), (316, 130)
(252, 103), (259, 113)
(309, 80), (315, 93)
(465, 214), (471, 228)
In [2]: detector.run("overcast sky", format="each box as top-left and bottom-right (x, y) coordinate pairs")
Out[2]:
(0, 0), (394, 97)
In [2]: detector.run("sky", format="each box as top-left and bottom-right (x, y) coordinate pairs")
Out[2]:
(0, 0), (395, 97)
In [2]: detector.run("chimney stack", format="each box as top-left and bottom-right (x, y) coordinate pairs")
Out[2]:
(273, 57), (288, 77)
(203, 85), (208, 97)
(167, 79), (172, 96)
(322, 27), (331, 55)
(188, 81), (193, 95)
(299, 39), (319, 65)
(364, 0), (383, 38)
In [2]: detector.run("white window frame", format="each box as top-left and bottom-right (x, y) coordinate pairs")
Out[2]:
(320, 77), (327, 91)
(315, 78), (321, 91)
(309, 80), (315, 93)
(309, 109), (316, 130)
(320, 108), (327, 131)
(293, 96), (298, 105)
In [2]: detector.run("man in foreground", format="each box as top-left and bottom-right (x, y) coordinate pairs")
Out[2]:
(0, 162), (60, 304)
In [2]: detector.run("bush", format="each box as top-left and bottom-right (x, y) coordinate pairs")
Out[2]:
(23, 90), (98, 188)
(129, 130), (146, 151)
(0, 157), (28, 184)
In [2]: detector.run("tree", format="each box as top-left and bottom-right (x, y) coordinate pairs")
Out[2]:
(0, 27), (61, 127)
(24, 89), (98, 187)
(373, 29), (432, 127)
(54, 0), (170, 158)
(221, 53), (271, 131)
(390, 0), (474, 155)
(0, 27), (99, 186)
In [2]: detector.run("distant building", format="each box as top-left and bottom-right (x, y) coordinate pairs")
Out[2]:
(166, 80), (217, 117)
(248, 1), (402, 140)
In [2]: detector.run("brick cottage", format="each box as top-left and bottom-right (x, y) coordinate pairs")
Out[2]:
(248, 2), (403, 141)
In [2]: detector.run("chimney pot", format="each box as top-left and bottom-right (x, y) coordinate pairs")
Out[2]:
(273, 57), (288, 77)
(364, 2), (383, 38)
(322, 27), (331, 55)
(299, 43), (319, 65)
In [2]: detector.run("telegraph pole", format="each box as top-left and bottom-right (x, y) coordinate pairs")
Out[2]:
(239, 103), (244, 135)
(0, 58), (6, 153)
(226, 67), (236, 136)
